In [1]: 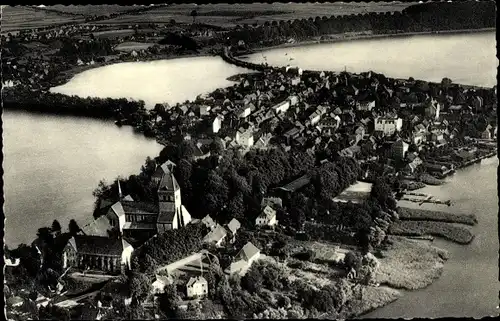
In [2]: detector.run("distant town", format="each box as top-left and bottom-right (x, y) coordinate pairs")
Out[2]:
(3, 2), (497, 320)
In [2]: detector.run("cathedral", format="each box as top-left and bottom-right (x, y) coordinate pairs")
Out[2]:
(96, 160), (192, 241)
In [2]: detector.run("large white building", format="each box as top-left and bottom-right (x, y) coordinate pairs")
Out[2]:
(374, 116), (403, 136)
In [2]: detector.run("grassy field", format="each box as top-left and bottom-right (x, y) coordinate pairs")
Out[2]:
(375, 236), (449, 290)
(92, 2), (415, 28)
(398, 207), (478, 226)
(389, 220), (474, 244)
(1, 6), (83, 32)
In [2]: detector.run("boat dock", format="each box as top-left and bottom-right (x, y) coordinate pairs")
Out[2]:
(399, 191), (452, 206)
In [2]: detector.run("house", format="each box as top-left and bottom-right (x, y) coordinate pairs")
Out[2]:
(272, 100), (291, 114)
(226, 242), (261, 275)
(7, 296), (24, 308)
(481, 125), (494, 140)
(356, 100), (375, 111)
(186, 276), (208, 299)
(193, 143), (211, 161)
(225, 218), (241, 244)
(291, 77), (301, 86)
(236, 127), (254, 147)
(202, 224), (227, 247)
(374, 116), (403, 136)
(199, 105), (211, 116)
(212, 116), (222, 134)
(201, 215), (216, 230)
(62, 235), (134, 275)
(405, 155), (423, 173)
(256, 205), (278, 227)
(289, 95), (299, 106)
(235, 105), (252, 119)
(424, 99), (441, 120)
(152, 276), (172, 294)
(391, 140), (409, 160)
(430, 129), (444, 142)
(261, 197), (283, 209)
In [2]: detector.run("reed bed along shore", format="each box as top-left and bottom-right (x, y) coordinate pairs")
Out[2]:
(397, 207), (478, 226)
(345, 286), (402, 318)
(375, 236), (449, 290)
(389, 220), (474, 244)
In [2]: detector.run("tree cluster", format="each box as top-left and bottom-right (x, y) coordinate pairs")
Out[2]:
(131, 222), (207, 274)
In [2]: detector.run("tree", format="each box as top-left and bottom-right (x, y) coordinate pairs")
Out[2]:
(191, 10), (198, 23)
(241, 266), (263, 293)
(51, 220), (62, 235)
(129, 272), (151, 303)
(343, 251), (362, 272)
(68, 219), (81, 236)
(210, 138), (225, 155)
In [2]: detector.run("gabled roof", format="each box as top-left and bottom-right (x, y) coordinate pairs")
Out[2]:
(187, 276), (207, 287)
(69, 235), (130, 256)
(109, 202), (125, 218)
(201, 215), (216, 229)
(158, 171), (180, 192)
(203, 224), (227, 243)
(237, 242), (260, 262)
(260, 205), (277, 220)
(88, 215), (112, 237)
(121, 201), (158, 215)
(226, 218), (241, 234)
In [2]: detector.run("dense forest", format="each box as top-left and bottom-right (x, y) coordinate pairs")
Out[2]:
(221, 1), (495, 47)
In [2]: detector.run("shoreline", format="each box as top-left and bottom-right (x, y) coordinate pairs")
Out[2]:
(241, 28), (496, 55)
(48, 27), (495, 90)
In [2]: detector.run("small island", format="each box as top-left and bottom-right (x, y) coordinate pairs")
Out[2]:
(3, 1), (497, 320)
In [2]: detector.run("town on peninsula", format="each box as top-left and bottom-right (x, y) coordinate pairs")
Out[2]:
(2, 1), (498, 320)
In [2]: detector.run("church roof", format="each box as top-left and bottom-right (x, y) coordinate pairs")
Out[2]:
(121, 201), (158, 215)
(158, 171), (180, 192)
(88, 215), (112, 237)
(110, 202), (125, 218)
(70, 235), (126, 256)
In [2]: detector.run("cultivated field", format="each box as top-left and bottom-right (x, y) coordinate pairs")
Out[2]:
(92, 2), (416, 28)
(37, 5), (147, 16)
(1, 6), (83, 32)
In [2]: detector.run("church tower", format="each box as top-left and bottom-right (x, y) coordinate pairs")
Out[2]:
(154, 162), (183, 232)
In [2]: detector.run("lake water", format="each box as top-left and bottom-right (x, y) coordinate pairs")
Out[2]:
(4, 31), (498, 317)
(362, 157), (499, 318)
(2, 110), (164, 246)
(242, 31), (497, 87)
(50, 56), (249, 108)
